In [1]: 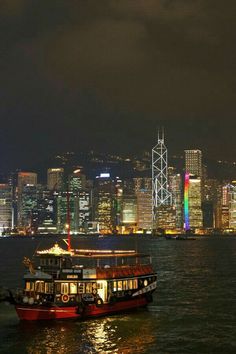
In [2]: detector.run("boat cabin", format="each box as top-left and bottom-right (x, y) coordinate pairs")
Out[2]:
(23, 243), (156, 306)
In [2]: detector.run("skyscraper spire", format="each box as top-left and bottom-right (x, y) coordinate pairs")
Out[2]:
(152, 130), (172, 226)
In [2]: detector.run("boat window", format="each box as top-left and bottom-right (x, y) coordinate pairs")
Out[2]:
(55, 283), (61, 293)
(25, 281), (34, 291)
(133, 279), (138, 289)
(113, 281), (117, 291)
(35, 281), (45, 293)
(70, 282), (77, 294)
(123, 280), (128, 290)
(128, 279), (133, 290)
(61, 283), (69, 295)
(117, 281), (122, 291)
(96, 282), (103, 290)
(45, 283), (53, 294)
(85, 283), (93, 293)
(78, 282), (85, 294)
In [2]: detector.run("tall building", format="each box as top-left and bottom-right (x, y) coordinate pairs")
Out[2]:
(78, 190), (92, 232)
(169, 170), (182, 228)
(152, 131), (172, 227)
(0, 184), (13, 234)
(56, 191), (80, 234)
(121, 196), (137, 227)
(184, 150), (202, 177)
(184, 150), (203, 229)
(94, 173), (116, 233)
(136, 189), (152, 230)
(17, 172), (37, 226)
(187, 175), (203, 229)
(36, 189), (57, 234)
(202, 179), (220, 228)
(18, 172), (37, 195)
(229, 182), (236, 229)
(47, 168), (64, 191)
(69, 168), (86, 192)
(20, 184), (38, 228)
(156, 205), (176, 230)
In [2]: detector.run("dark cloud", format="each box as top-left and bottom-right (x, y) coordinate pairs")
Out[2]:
(0, 0), (236, 171)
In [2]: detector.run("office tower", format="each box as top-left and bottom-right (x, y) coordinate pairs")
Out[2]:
(0, 184), (13, 234)
(36, 189), (57, 234)
(57, 191), (80, 234)
(136, 189), (152, 230)
(184, 150), (202, 177)
(133, 177), (152, 230)
(156, 205), (176, 230)
(114, 177), (123, 229)
(202, 179), (220, 228)
(78, 190), (92, 233)
(169, 170), (182, 228)
(18, 172), (37, 194)
(94, 173), (116, 233)
(134, 178), (152, 193)
(152, 131), (172, 227)
(69, 168), (86, 192)
(184, 150), (203, 229)
(121, 196), (137, 228)
(47, 168), (64, 191)
(216, 183), (231, 229)
(229, 182), (236, 229)
(17, 172), (37, 226)
(21, 184), (37, 228)
(186, 175), (203, 229)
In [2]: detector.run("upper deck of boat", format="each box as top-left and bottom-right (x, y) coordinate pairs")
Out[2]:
(36, 243), (150, 260)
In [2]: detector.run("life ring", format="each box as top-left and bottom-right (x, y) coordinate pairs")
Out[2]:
(62, 294), (69, 303)
(95, 297), (103, 307)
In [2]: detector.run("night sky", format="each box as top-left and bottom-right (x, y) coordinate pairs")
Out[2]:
(1, 0), (236, 171)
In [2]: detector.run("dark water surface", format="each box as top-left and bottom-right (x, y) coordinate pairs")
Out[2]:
(0, 236), (236, 353)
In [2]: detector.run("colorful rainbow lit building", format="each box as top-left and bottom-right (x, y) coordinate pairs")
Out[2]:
(184, 173), (190, 231)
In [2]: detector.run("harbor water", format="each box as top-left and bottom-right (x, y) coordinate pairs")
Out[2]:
(0, 235), (236, 353)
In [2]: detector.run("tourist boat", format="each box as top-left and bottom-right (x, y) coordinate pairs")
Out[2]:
(14, 242), (157, 321)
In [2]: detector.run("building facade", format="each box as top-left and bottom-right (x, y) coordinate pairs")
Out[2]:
(0, 184), (13, 234)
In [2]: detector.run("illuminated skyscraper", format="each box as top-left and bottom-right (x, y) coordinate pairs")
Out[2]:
(94, 173), (115, 233)
(78, 190), (92, 232)
(184, 150), (202, 177)
(69, 168), (86, 192)
(18, 172), (37, 194)
(188, 175), (203, 228)
(136, 189), (152, 230)
(152, 131), (172, 227)
(169, 169), (182, 228)
(17, 172), (37, 226)
(21, 184), (37, 227)
(57, 191), (79, 234)
(229, 181), (236, 229)
(47, 168), (64, 191)
(0, 184), (13, 234)
(121, 196), (137, 226)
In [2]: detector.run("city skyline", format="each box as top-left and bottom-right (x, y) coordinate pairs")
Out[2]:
(1, 1), (236, 172)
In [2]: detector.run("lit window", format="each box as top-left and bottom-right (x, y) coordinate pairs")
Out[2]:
(61, 283), (69, 294)
(70, 282), (77, 294)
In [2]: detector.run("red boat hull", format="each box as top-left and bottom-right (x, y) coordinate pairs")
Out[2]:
(15, 296), (149, 321)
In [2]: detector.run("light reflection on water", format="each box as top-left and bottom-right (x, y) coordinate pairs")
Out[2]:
(15, 312), (156, 354)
